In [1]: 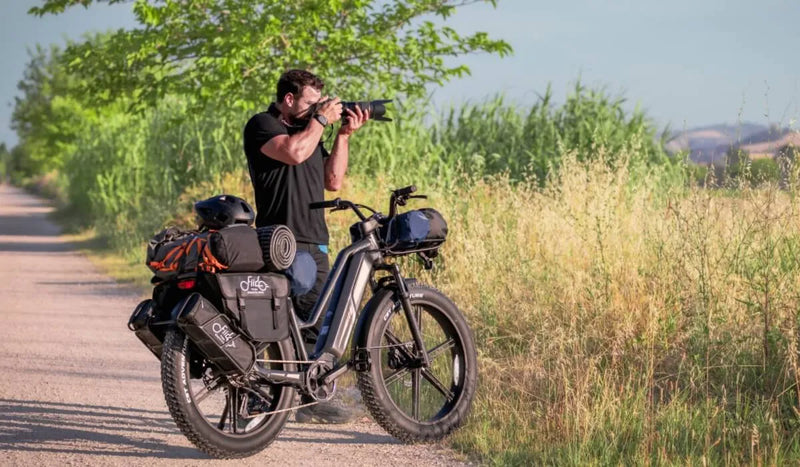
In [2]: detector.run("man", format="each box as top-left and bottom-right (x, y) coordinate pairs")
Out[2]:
(243, 69), (370, 423)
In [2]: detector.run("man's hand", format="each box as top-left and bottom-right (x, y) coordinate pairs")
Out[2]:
(316, 96), (342, 125)
(338, 105), (370, 136)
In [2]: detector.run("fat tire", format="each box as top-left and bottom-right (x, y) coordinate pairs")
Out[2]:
(356, 284), (478, 443)
(161, 329), (295, 459)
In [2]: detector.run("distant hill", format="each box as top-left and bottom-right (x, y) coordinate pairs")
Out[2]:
(666, 123), (800, 164)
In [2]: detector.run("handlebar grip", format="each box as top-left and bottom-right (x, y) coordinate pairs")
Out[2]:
(309, 198), (340, 210)
(394, 185), (417, 197)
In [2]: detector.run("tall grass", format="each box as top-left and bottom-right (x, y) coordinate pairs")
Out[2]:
(327, 155), (800, 464)
(64, 98), (246, 248)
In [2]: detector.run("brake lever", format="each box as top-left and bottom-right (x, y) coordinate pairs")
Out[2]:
(408, 195), (427, 200)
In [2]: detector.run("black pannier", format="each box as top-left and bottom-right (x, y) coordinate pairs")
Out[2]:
(382, 208), (448, 253)
(214, 273), (290, 343)
(207, 224), (265, 272)
(174, 293), (256, 374)
(128, 299), (164, 359)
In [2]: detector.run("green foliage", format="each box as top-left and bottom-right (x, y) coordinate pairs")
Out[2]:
(749, 158), (780, 185)
(31, 0), (511, 111)
(724, 145), (750, 181)
(63, 98), (246, 245)
(10, 44), (102, 179)
(431, 84), (674, 183)
(349, 85), (680, 186)
(0, 143), (8, 180)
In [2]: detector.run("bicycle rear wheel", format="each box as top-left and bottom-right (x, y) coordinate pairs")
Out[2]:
(161, 329), (296, 458)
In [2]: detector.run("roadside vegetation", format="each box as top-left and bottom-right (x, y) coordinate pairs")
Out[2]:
(5, 0), (800, 464)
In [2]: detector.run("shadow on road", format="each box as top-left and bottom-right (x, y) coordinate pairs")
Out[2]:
(0, 215), (60, 237)
(0, 399), (207, 459)
(280, 425), (400, 445)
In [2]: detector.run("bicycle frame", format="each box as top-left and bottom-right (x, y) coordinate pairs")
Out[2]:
(253, 216), (430, 391)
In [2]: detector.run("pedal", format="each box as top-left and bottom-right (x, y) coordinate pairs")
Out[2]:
(353, 348), (371, 372)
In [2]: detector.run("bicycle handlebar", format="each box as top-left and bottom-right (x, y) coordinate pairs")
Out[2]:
(309, 198), (341, 210)
(309, 185), (424, 222)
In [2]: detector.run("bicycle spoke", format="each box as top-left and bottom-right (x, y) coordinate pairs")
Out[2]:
(412, 369), (421, 420)
(217, 396), (230, 430)
(384, 366), (411, 386)
(421, 368), (455, 403)
(229, 388), (239, 434)
(193, 386), (212, 404)
(427, 338), (456, 361)
(384, 330), (414, 360)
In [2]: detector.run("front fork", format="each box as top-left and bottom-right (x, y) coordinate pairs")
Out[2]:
(387, 264), (430, 368)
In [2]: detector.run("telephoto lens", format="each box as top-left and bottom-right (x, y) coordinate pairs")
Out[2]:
(341, 99), (393, 121)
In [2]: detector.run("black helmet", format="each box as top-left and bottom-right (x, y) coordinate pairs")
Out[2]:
(194, 194), (255, 229)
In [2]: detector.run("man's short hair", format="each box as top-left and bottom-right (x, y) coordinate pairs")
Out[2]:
(277, 69), (325, 102)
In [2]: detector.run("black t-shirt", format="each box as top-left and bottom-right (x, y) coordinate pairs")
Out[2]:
(243, 103), (329, 244)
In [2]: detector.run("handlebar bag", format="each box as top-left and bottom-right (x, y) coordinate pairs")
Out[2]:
(384, 208), (448, 251)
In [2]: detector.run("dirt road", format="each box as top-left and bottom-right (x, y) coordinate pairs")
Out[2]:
(0, 184), (468, 466)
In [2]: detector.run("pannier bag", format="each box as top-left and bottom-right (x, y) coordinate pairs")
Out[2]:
(174, 292), (256, 374)
(256, 225), (296, 271)
(383, 208), (448, 252)
(208, 224), (265, 272)
(128, 299), (163, 359)
(214, 273), (291, 342)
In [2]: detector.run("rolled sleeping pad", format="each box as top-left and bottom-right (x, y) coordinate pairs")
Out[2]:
(256, 224), (297, 271)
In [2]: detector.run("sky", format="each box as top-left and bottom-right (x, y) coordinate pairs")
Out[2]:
(1, 0), (799, 147)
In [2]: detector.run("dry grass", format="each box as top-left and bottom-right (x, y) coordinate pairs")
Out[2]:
(328, 154), (800, 464)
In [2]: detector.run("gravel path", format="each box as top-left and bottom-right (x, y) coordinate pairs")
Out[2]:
(0, 183), (469, 466)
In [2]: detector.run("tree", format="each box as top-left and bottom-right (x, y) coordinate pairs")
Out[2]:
(30, 0), (512, 111)
(0, 143), (8, 180)
(11, 44), (97, 176)
(749, 158), (780, 185)
(776, 143), (799, 188)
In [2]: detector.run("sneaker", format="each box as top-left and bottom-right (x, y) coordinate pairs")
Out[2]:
(294, 396), (359, 424)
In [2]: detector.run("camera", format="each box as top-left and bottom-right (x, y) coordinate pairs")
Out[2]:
(312, 99), (393, 122)
(341, 100), (393, 122)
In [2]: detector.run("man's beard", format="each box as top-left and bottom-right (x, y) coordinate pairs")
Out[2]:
(286, 107), (312, 127)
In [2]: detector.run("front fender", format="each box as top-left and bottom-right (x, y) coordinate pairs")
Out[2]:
(351, 279), (418, 355)
(352, 286), (396, 353)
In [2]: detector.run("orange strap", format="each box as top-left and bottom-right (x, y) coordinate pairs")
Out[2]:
(148, 243), (185, 272)
(200, 242), (228, 273)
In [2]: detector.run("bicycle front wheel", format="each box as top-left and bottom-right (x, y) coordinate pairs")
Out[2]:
(356, 284), (478, 443)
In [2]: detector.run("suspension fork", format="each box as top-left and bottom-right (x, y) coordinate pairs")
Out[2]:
(389, 264), (430, 368)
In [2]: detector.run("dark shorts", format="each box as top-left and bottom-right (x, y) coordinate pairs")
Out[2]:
(292, 243), (330, 325)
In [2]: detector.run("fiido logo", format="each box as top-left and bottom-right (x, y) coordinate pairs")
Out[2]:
(212, 321), (237, 348)
(240, 275), (269, 294)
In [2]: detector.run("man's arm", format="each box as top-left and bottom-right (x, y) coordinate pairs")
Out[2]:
(325, 106), (370, 191)
(325, 133), (349, 191)
(262, 122), (326, 166)
(261, 98), (342, 166)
